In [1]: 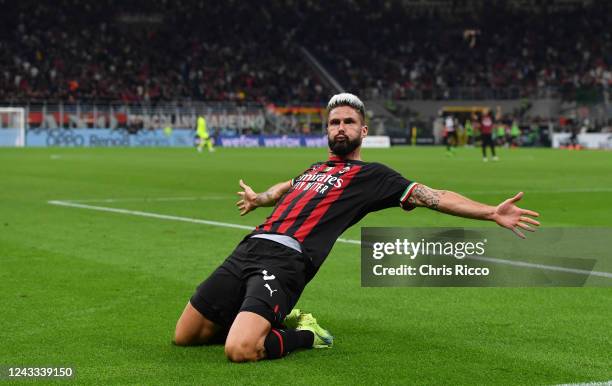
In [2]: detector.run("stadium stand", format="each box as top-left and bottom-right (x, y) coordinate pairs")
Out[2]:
(0, 0), (327, 104)
(289, 0), (611, 101)
(0, 0), (609, 104)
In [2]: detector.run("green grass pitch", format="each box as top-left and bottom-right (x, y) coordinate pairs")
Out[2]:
(1, 146), (611, 385)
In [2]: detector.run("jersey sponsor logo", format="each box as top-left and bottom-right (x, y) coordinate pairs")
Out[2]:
(260, 163), (359, 236)
(260, 164), (328, 232)
(293, 164), (362, 241)
(292, 166), (350, 194)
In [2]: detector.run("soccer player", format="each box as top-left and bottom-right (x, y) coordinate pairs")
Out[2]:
(174, 93), (540, 362)
(444, 114), (457, 155)
(196, 114), (214, 152)
(495, 121), (506, 147)
(510, 119), (521, 148)
(465, 118), (474, 147)
(480, 109), (497, 161)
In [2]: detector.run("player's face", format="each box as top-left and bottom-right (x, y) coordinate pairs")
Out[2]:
(327, 106), (367, 156)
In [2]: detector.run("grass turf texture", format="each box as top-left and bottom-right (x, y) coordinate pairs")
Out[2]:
(1, 146), (611, 385)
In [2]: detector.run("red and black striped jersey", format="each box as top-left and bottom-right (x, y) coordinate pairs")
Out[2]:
(251, 157), (419, 269)
(481, 116), (493, 134)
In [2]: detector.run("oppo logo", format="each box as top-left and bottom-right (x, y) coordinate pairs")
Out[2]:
(45, 130), (85, 147)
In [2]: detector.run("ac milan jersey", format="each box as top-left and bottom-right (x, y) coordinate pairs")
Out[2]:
(251, 157), (419, 269)
(481, 116), (493, 134)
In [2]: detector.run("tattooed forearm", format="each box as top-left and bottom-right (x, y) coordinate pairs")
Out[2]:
(256, 191), (274, 206)
(406, 184), (496, 220)
(408, 185), (446, 210)
(254, 181), (291, 207)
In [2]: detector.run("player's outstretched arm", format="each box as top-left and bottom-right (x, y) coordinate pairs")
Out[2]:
(236, 179), (291, 216)
(407, 184), (540, 238)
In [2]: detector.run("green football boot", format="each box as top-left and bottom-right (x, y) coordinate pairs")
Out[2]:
(284, 308), (302, 329)
(296, 313), (334, 348)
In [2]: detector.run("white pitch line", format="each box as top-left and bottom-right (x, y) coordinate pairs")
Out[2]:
(47, 200), (612, 280)
(56, 187), (612, 203)
(48, 200), (253, 231)
(468, 256), (612, 279)
(48, 199), (360, 244)
(65, 196), (232, 203)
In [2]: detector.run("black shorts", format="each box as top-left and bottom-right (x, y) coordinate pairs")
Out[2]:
(481, 133), (494, 146)
(190, 237), (309, 330)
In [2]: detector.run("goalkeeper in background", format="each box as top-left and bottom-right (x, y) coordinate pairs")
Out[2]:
(196, 114), (215, 152)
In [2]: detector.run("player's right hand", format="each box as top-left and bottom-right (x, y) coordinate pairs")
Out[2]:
(236, 179), (258, 216)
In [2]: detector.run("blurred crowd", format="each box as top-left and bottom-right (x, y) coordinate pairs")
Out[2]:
(0, 0), (610, 104)
(288, 0), (611, 101)
(0, 0), (327, 104)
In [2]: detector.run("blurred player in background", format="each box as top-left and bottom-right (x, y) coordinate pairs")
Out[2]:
(444, 114), (457, 155)
(465, 118), (474, 147)
(196, 114), (215, 153)
(510, 119), (521, 147)
(495, 121), (507, 147)
(173, 93), (539, 363)
(411, 125), (418, 146)
(480, 109), (497, 161)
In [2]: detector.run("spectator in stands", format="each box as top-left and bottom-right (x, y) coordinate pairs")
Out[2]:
(0, 0), (609, 104)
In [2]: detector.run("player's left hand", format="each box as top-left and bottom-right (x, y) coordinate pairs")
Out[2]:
(492, 192), (540, 238)
(236, 179), (258, 216)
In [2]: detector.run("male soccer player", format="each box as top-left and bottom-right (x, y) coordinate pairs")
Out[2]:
(196, 114), (214, 152)
(465, 118), (474, 147)
(444, 114), (457, 155)
(480, 109), (497, 161)
(510, 119), (521, 148)
(174, 93), (540, 362)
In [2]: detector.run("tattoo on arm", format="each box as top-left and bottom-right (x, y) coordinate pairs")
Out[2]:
(256, 191), (274, 206)
(256, 181), (291, 206)
(408, 185), (445, 210)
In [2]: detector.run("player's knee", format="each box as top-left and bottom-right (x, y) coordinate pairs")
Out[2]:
(173, 324), (213, 346)
(173, 303), (219, 346)
(173, 330), (195, 346)
(224, 340), (260, 363)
